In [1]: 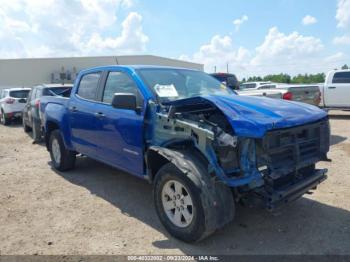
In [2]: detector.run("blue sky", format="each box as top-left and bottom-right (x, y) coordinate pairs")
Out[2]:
(0, 0), (349, 78)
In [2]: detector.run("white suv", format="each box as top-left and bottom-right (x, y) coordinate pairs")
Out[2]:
(0, 87), (31, 125)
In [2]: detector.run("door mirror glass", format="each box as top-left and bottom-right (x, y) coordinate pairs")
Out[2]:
(112, 93), (138, 112)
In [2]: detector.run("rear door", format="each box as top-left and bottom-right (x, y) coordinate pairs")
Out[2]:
(324, 71), (350, 107)
(93, 70), (145, 176)
(69, 72), (102, 157)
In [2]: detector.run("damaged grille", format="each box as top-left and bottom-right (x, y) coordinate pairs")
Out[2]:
(258, 118), (330, 185)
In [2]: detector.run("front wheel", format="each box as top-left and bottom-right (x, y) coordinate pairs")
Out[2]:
(49, 130), (76, 171)
(153, 160), (235, 242)
(154, 163), (205, 242)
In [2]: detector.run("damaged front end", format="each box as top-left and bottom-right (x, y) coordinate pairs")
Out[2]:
(146, 95), (330, 209)
(254, 118), (330, 209)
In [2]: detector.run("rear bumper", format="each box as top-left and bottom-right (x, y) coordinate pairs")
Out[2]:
(265, 168), (327, 210)
(5, 111), (23, 119)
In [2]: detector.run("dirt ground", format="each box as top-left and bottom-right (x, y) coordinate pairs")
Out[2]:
(0, 111), (349, 255)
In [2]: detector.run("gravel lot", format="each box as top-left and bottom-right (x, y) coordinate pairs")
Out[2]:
(0, 111), (350, 255)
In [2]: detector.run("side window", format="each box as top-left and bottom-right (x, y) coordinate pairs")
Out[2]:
(77, 72), (101, 100)
(102, 71), (142, 105)
(259, 85), (276, 89)
(332, 72), (350, 84)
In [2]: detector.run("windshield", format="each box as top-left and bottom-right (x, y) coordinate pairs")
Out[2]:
(10, 90), (30, 98)
(137, 68), (235, 102)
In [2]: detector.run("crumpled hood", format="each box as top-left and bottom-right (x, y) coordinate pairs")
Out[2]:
(164, 94), (328, 138)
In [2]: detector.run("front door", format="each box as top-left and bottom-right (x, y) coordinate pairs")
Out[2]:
(94, 70), (145, 176)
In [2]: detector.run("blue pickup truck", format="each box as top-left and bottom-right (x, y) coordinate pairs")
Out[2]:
(41, 65), (330, 242)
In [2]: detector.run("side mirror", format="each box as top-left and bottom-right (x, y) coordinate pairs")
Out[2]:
(227, 77), (238, 89)
(111, 93), (139, 112)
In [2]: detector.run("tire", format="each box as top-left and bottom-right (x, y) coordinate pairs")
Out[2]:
(0, 110), (10, 126)
(32, 118), (42, 142)
(153, 157), (235, 242)
(49, 129), (76, 171)
(22, 117), (31, 133)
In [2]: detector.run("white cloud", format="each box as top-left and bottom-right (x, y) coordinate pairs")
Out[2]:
(325, 52), (345, 62)
(302, 15), (317, 25)
(233, 15), (248, 31)
(78, 12), (149, 54)
(180, 27), (330, 77)
(336, 0), (350, 28)
(251, 27), (323, 65)
(0, 0), (149, 58)
(333, 35), (350, 45)
(180, 34), (251, 72)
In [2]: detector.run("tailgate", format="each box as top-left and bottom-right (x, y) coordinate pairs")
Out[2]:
(237, 90), (282, 99)
(286, 85), (320, 105)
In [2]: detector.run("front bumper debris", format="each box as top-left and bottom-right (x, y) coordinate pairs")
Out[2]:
(265, 168), (327, 210)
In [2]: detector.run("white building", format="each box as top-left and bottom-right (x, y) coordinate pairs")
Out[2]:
(0, 55), (203, 88)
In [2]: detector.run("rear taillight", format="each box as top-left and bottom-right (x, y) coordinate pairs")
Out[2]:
(35, 99), (40, 108)
(282, 92), (293, 100)
(5, 98), (15, 104)
(315, 91), (321, 105)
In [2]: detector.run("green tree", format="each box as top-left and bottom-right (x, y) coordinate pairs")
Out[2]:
(341, 64), (349, 70)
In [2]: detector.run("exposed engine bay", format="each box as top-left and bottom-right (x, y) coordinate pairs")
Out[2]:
(146, 97), (330, 208)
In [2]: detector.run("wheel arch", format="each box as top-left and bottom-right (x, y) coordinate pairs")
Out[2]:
(149, 143), (235, 241)
(45, 120), (60, 151)
(146, 140), (209, 183)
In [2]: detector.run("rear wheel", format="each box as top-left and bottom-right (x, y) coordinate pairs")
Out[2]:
(0, 110), (10, 126)
(32, 118), (42, 142)
(22, 117), (31, 132)
(49, 130), (76, 171)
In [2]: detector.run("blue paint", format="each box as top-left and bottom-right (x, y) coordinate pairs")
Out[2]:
(41, 65), (328, 188)
(164, 95), (328, 138)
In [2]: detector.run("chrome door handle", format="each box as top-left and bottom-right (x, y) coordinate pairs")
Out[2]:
(69, 106), (77, 112)
(94, 112), (105, 118)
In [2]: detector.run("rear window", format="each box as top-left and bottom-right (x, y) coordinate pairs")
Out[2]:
(9, 90), (30, 98)
(239, 83), (257, 90)
(43, 87), (72, 97)
(212, 75), (228, 82)
(77, 73), (101, 100)
(332, 72), (350, 84)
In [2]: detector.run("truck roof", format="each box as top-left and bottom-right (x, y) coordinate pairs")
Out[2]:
(327, 69), (350, 74)
(79, 65), (198, 74)
(37, 83), (73, 88)
(2, 87), (31, 91)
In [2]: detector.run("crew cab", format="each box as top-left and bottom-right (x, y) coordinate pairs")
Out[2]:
(320, 69), (350, 109)
(0, 87), (31, 125)
(41, 66), (330, 242)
